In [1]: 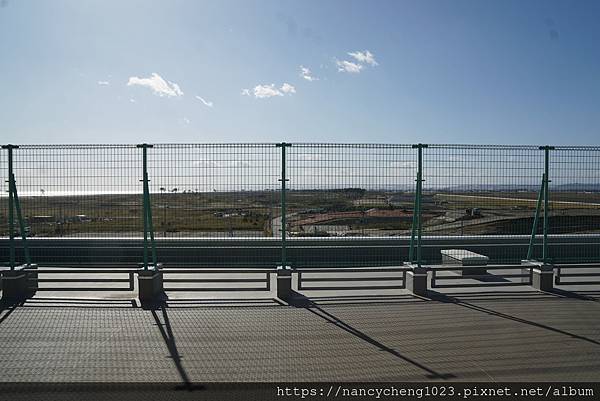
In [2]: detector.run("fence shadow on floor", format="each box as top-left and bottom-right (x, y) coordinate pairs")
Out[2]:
(421, 289), (600, 347)
(285, 290), (456, 380)
(150, 305), (205, 392)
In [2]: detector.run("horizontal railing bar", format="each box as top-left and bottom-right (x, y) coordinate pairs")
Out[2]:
(161, 269), (273, 274)
(296, 268), (409, 273)
(557, 280), (600, 285)
(299, 285), (406, 291)
(300, 277), (404, 282)
(432, 282), (530, 288)
(556, 272), (600, 278)
(163, 287), (268, 292)
(23, 269), (135, 274)
(32, 287), (134, 291)
(37, 278), (131, 283)
(163, 278), (267, 283)
(431, 265), (526, 272)
(432, 274), (529, 280)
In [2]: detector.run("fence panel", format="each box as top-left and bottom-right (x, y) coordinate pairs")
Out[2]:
(0, 145), (141, 239)
(549, 147), (600, 263)
(422, 145), (544, 264)
(286, 143), (416, 267)
(148, 144), (280, 239)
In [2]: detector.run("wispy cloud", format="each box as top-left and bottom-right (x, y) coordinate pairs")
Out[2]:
(348, 50), (378, 66)
(243, 83), (296, 99)
(299, 65), (318, 81)
(127, 73), (183, 97)
(97, 81), (110, 86)
(195, 95), (214, 107)
(335, 59), (363, 73)
(280, 83), (296, 94)
(335, 50), (378, 74)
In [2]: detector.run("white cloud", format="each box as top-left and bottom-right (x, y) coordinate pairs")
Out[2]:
(129, 98), (136, 103)
(335, 59), (363, 73)
(243, 83), (296, 99)
(348, 50), (378, 66)
(253, 84), (283, 98)
(183, 117), (191, 125)
(195, 95), (214, 107)
(280, 83), (296, 94)
(299, 65), (318, 81)
(97, 81), (110, 86)
(127, 73), (184, 97)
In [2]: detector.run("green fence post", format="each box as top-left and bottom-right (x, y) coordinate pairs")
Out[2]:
(137, 143), (156, 270)
(409, 144), (427, 267)
(541, 145), (554, 264)
(136, 143), (163, 303)
(526, 173), (545, 260)
(12, 173), (31, 266)
(3, 145), (16, 270)
(275, 142), (293, 300)
(276, 142), (291, 267)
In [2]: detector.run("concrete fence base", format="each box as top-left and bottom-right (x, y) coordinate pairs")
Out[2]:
(522, 260), (554, 291)
(137, 264), (163, 302)
(1, 265), (31, 301)
(276, 266), (293, 300)
(405, 263), (428, 296)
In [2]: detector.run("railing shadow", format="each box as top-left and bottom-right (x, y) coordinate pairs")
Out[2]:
(422, 290), (600, 347)
(0, 300), (23, 325)
(285, 291), (455, 380)
(150, 304), (205, 391)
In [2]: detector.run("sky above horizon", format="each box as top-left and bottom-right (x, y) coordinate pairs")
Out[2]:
(0, 0), (599, 145)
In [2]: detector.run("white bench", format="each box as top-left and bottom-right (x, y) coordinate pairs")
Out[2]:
(441, 249), (489, 275)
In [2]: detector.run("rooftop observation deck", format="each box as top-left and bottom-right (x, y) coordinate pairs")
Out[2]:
(1, 281), (600, 387)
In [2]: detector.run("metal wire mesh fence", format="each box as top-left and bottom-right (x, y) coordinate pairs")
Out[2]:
(148, 144), (280, 238)
(549, 146), (600, 263)
(0, 145), (142, 238)
(1, 143), (600, 267)
(286, 144), (415, 267)
(422, 145), (545, 264)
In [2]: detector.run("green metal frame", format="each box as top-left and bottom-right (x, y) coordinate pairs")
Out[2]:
(2, 144), (31, 270)
(526, 146), (554, 263)
(277, 142), (291, 267)
(138, 144), (157, 270)
(409, 143), (427, 267)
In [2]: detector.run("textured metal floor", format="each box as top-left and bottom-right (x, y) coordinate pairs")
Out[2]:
(1, 289), (600, 383)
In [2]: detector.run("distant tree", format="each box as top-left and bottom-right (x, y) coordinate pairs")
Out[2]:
(160, 187), (166, 193)
(171, 188), (178, 193)
(40, 189), (45, 196)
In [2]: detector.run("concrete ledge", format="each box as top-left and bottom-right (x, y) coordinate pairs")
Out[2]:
(442, 249), (488, 276)
(276, 266), (293, 301)
(137, 264), (163, 302)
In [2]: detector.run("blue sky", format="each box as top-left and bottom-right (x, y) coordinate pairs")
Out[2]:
(0, 0), (599, 145)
